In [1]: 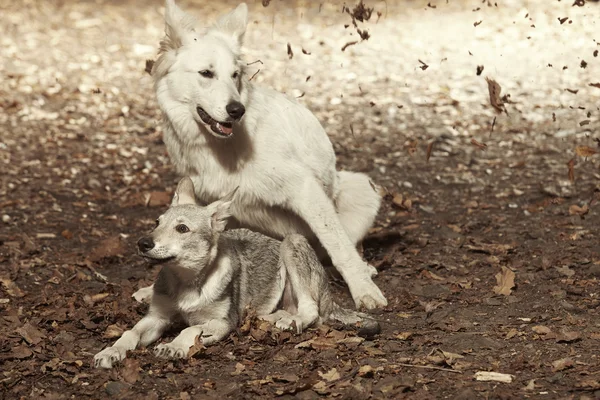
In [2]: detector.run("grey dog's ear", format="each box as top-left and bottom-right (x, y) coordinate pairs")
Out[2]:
(171, 177), (196, 206)
(209, 187), (239, 232)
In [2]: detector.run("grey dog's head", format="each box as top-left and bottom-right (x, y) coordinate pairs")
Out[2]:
(137, 177), (236, 270)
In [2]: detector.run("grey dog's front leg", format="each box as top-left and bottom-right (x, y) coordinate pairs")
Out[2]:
(94, 309), (171, 368)
(154, 319), (233, 359)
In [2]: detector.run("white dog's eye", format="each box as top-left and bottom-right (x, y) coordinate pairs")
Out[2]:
(232, 71), (239, 79)
(175, 224), (190, 233)
(154, 219), (159, 229)
(199, 70), (214, 79)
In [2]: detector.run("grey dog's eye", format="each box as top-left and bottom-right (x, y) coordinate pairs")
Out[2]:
(175, 224), (190, 233)
(199, 70), (213, 78)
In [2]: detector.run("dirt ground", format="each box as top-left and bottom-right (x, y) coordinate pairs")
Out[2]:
(1, 0), (600, 399)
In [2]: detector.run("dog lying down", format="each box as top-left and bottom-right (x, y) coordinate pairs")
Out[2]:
(94, 178), (378, 368)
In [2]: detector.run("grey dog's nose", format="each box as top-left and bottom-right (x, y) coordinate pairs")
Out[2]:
(226, 101), (245, 120)
(137, 237), (154, 253)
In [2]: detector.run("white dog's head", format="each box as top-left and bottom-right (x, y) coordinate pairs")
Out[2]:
(153, 1), (249, 139)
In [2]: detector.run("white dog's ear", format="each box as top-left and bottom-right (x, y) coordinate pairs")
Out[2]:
(171, 177), (197, 206)
(163, 0), (198, 49)
(209, 187), (238, 232)
(210, 3), (248, 47)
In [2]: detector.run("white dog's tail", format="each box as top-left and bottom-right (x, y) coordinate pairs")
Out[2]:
(334, 171), (382, 246)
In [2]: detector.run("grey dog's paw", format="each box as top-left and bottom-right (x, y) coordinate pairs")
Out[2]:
(154, 343), (187, 359)
(94, 347), (126, 369)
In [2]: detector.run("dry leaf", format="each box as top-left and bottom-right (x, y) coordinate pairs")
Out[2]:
(103, 324), (125, 339)
(575, 146), (598, 157)
(121, 358), (140, 384)
(532, 325), (552, 335)
(395, 332), (413, 341)
(0, 277), (25, 297)
(506, 328), (518, 339)
(552, 358), (574, 372)
(485, 77), (505, 113)
(556, 331), (581, 343)
(16, 323), (46, 345)
(470, 138), (487, 150)
(493, 266), (515, 296)
(318, 368), (340, 382)
(569, 204), (589, 219)
(89, 236), (126, 262)
(566, 158), (576, 182)
(426, 141), (434, 162)
(187, 335), (205, 358)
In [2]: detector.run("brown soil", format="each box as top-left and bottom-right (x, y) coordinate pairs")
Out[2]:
(1, 0), (599, 399)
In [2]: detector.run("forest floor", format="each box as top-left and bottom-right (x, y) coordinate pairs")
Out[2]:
(1, 0), (599, 398)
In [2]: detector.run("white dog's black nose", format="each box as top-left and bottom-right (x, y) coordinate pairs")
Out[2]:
(226, 101), (245, 120)
(137, 237), (155, 253)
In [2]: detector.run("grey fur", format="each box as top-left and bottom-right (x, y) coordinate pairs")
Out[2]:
(93, 177), (376, 368)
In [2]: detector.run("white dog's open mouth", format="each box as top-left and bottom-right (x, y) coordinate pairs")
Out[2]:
(196, 106), (234, 137)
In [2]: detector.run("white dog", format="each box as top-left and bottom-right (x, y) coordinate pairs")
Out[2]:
(141, 0), (386, 309)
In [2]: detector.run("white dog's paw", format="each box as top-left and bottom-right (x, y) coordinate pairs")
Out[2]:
(367, 264), (378, 277)
(132, 285), (153, 303)
(94, 347), (127, 369)
(154, 343), (188, 359)
(350, 279), (387, 310)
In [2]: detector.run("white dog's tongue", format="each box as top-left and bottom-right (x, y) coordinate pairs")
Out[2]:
(217, 123), (232, 135)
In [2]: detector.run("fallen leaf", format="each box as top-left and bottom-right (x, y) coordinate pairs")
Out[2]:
(506, 328), (518, 339)
(532, 326), (552, 335)
(474, 371), (514, 383)
(16, 323), (46, 345)
(556, 331), (581, 343)
(493, 266), (515, 296)
(121, 359), (140, 384)
(566, 158), (576, 182)
(575, 146), (598, 157)
(395, 332), (413, 341)
(89, 236), (126, 262)
(187, 335), (205, 358)
(555, 265), (575, 277)
(552, 357), (574, 372)
(318, 368), (340, 382)
(230, 362), (245, 376)
(523, 379), (536, 391)
(0, 277), (25, 297)
(426, 141), (434, 162)
(103, 324), (125, 339)
(61, 229), (73, 240)
(569, 204), (589, 219)
(10, 345), (33, 359)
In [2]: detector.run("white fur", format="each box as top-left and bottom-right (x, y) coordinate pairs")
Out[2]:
(150, 2), (386, 310)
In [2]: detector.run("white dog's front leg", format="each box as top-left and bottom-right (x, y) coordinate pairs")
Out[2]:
(290, 180), (387, 310)
(93, 311), (171, 369)
(154, 319), (232, 359)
